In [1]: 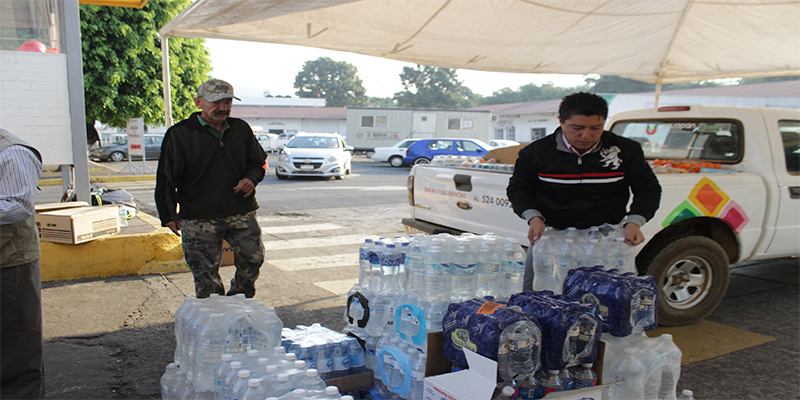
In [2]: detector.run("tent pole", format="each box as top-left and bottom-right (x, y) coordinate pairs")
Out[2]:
(655, 81), (662, 108)
(161, 35), (173, 128)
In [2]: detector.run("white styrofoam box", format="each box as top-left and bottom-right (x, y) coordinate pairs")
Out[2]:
(423, 349), (496, 400)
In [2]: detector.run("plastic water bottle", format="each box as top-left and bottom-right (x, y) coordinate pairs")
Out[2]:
(193, 313), (226, 391)
(492, 385), (516, 400)
(450, 240), (478, 302)
(161, 363), (178, 400)
(553, 238), (578, 294)
(346, 338), (367, 374)
(422, 239), (451, 301)
(169, 369), (186, 400)
(218, 361), (242, 400)
(380, 244), (402, 295)
(404, 237), (426, 294)
(475, 238), (501, 298)
(609, 236), (637, 274)
(409, 354), (427, 400)
(359, 239), (373, 289)
(267, 373), (293, 398)
(364, 334), (380, 375)
(229, 369), (252, 400)
(497, 320), (541, 382)
(296, 369), (328, 391)
(559, 368), (574, 390)
(577, 237), (606, 269)
(516, 375), (541, 400)
(368, 241), (385, 292)
(424, 301), (446, 334)
(540, 369), (564, 396)
(331, 340), (351, 378)
(174, 298), (198, 365)
(532, 235), (558, 292)
(608, 348), (646, 400)
(572, 363), (597, 388)
(497, 238), (526, 302)
(212, 354), (234, 398)
(314, 344), (333, 380)
(239, 379), (266, 400)
(677, 389), (696, 400)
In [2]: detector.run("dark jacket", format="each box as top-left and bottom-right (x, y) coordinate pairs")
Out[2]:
(155, 113), (267, 226)
(507, 128), (661, 230)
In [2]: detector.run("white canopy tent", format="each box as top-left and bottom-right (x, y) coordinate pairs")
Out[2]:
(159, 0), (800, 126)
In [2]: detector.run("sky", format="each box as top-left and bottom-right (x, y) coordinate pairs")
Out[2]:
(205, 38), (589, 100)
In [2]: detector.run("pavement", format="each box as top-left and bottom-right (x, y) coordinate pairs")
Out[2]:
(31, 162), (800, 400)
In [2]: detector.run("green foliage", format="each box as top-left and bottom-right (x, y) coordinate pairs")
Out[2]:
(368, 97), (397, 107)
(739, 75), (800, 84)
(293, 57), (369, 107)
(585, 75), (727, 94)
(394, 65), (476, 108)
(478, 82), (577, 105)
(80, 0), (211, 127)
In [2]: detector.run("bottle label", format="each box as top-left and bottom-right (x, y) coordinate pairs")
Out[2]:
(333, 355), (350, 371)
(580, 293), (609, 317)
(517, 386), (543, 400)
(542, 386), (564, 394)
(452, 262), (477, 275)
(450, 328), (477, 352)
(573, 378), (597, 388)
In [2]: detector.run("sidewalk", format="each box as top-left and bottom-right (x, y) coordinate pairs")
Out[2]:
(36, 162), (186, 282)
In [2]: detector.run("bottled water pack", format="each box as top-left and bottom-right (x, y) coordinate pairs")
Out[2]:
(602, 332), (682, 400)
(507, 290), (603, 371)
(562, 266), (659, 336)
(281, 323), (367, 380)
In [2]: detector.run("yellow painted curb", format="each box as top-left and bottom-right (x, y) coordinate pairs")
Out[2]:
(39, 211), (188, 282)
(38, 175), (156, 186)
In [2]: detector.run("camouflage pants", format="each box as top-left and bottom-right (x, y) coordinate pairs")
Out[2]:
(181, 211), (264, 298)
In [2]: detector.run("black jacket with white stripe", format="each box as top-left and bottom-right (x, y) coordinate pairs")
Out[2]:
(507, 128), (661, 230)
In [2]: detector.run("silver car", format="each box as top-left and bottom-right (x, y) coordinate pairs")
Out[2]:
(276, 133), (353, 180)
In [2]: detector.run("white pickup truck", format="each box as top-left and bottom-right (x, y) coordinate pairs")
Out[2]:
(402, 106), (800, 326)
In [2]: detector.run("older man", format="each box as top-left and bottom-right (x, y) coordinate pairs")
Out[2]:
(155, 79), (267, 298)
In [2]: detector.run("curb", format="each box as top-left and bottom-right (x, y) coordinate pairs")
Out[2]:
(39, 212), (188, 282)
(38, 175), (156, 186)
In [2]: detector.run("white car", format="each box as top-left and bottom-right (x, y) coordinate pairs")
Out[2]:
(489, 139), (520, 148)
(276, 133), (353, 180)
(256, 133), (279, 152)
(371, 139), (420, 167)
(275, 133), (297, 150)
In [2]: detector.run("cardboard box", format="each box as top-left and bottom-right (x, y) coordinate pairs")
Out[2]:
(36, 205), (119, 244)
(324, 371), (374, 394)
(221, 239), (234, 266)
(423, 349), (497, 400)
(483, 143), (526, 165)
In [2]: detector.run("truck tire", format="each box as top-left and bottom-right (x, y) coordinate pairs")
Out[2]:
(389, 156), (404, 168)
(413, 157), (430, 165)
(638, 235), (730, 326)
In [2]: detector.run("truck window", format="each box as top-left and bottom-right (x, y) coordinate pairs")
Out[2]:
(610, 120), (742, 162)
(779, 120), (800, 175)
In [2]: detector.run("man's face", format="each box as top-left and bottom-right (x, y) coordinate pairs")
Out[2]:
(194, 97), (232, 126)
(559, 114), (605, 153)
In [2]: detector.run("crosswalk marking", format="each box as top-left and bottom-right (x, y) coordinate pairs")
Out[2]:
(268, 253), (357, 271)
(262, 223), (343, 234)
(314, 279), (358, 296)
(263, 234), (366, 251)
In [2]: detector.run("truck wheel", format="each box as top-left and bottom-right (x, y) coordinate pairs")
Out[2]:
(639, 235), (730, 326)
(413, 157), (430, 165)
(389, 156), (404, 168)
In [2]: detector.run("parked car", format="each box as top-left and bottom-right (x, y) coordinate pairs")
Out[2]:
(403, 138), (493, 165)
(257, 133), (279, 152)
(275, 133), (297, 150)
(276, 133), (353, 179)
(489, 139), (520, 148)
(89, 134), (164, 162)
(371, 139), (421, 167)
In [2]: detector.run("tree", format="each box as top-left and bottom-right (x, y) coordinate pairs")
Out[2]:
(394, 65), (476, 108)
(80, 0), (211, 127)
(293, 57), (369, 107)
(368, 97), (397, 107)
(739, 75), (800, 84)
(478, 82), (575, 105)
(585, 75), (726, 94)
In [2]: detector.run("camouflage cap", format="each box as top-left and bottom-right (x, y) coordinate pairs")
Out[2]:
(197, 79), (241, 102)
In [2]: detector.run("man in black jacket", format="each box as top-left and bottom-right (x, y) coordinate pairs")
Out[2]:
(155, 79), (267, 298)
(507, 92), (661, 288)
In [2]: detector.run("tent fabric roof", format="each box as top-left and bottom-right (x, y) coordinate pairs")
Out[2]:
(160, 0), (800, 85)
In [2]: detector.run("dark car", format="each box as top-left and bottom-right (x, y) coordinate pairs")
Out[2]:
(403, 138), (493, 165)
(89, 134), (164, 162)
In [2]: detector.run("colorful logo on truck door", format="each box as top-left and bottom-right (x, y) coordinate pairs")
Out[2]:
(662, 177), (749, 233)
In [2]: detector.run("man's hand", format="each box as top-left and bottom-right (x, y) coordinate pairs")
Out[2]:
(166, 220), (182, 237)
(623, 223), (645, 246)
(233, 178), (256, 198)
(527, 216), (546, 245)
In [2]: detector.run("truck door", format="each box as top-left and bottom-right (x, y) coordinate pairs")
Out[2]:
(766, 119), (800, 254)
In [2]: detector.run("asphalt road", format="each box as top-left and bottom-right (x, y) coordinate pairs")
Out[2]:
(34, 155), (799, 399)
